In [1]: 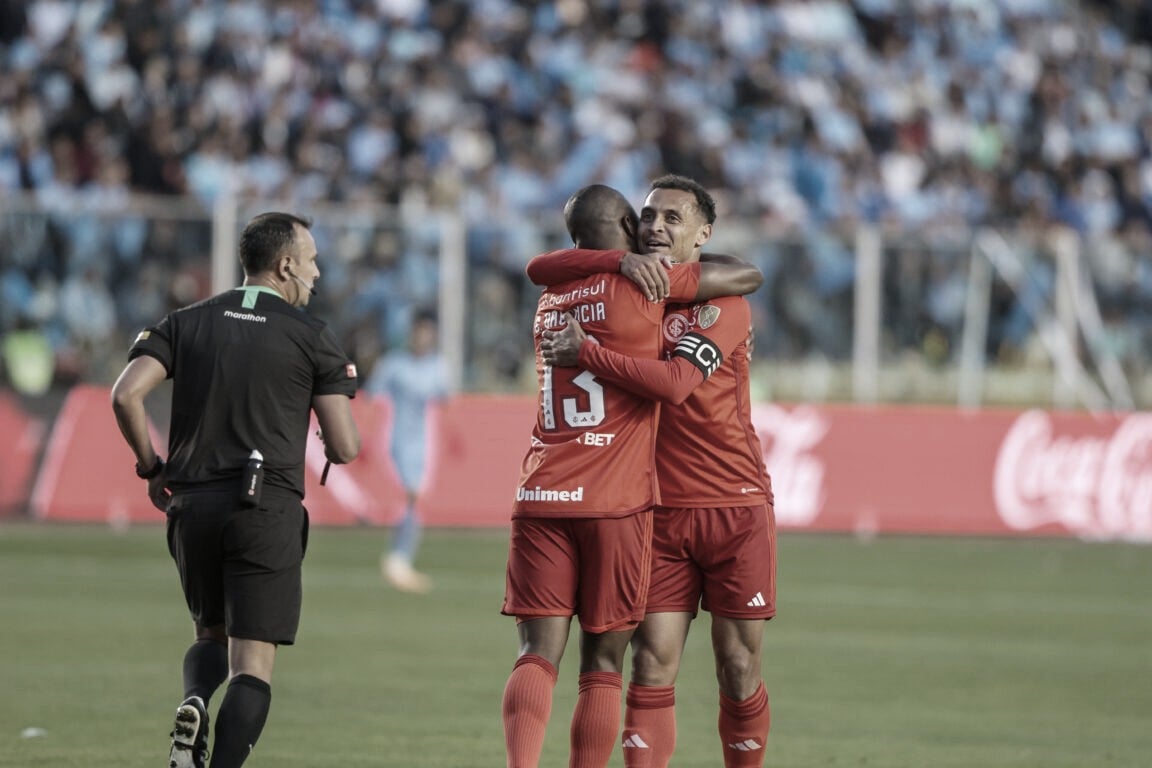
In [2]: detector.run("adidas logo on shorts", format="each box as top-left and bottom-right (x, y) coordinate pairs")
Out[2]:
(747, 592), (766, 607)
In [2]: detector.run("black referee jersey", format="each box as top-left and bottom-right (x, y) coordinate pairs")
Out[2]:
(128, 285), (358, 498)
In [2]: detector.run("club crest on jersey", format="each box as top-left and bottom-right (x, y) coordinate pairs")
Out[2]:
(663, 312), (691, 343)
(697, 304), (721, 329)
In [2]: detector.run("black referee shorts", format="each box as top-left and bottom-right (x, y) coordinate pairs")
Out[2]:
(166, 488), (310, 645)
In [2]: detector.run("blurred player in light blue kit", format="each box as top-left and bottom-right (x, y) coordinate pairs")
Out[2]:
(366, 307), (450, 592)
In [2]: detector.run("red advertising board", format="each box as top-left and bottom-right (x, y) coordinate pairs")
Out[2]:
(6, 387), (1150, 542)
(752, 404), (1151, 541)
(299, 394), (536, 527)
(0, 392), (43, 518)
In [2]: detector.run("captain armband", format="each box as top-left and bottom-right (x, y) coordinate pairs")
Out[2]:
(672, 332), (723, 379)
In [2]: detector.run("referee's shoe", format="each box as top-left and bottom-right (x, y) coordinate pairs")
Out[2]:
(168, 695), (209, 768)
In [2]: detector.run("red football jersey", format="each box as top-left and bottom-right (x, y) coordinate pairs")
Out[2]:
(514, 260), (702, 518)
(655, 296), (772, 507)
(569, 295), (772, 507)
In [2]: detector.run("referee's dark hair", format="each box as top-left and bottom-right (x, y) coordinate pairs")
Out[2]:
(650, 174), (717, 224)
(239, 212), (313, 275)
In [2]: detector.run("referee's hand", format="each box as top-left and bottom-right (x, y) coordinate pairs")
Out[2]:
(147, 472), (171, 513)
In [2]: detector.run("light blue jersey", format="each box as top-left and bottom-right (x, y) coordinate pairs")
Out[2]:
(366, 350), (449, 491)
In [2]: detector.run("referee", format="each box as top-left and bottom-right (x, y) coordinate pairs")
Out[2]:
(111, 212), (360, 768)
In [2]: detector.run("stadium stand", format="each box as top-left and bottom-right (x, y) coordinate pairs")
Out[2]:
(0, 0), (1149, 398)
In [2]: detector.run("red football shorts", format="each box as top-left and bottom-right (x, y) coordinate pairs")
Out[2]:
(503, 511), (653, 634)
(646, 503), (776, 619)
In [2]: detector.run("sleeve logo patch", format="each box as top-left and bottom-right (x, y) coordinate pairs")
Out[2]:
(134, 330), (151, 343)
(697, 304), (721, 329)
(345, 363), (358, 379)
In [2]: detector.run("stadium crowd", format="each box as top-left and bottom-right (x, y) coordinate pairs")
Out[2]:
(1, 0), (1151, 393)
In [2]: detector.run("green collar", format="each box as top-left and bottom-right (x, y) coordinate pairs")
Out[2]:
(235, 285), (284, 309)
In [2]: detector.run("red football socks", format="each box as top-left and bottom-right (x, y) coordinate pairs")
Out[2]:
(569, 671), (623, 768)
(718, 682), (770, 767)
(621, 683), (676, 768)
(503, 655), (558, 768)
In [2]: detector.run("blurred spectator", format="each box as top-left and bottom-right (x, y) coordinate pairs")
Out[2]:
(57, 263), (117, 374)
(1, 318), (54, 396)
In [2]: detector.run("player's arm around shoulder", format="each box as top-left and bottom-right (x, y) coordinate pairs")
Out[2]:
(313, 394), (360, 464)
(695, 253), (763, 300)
(525, 248), (625, 286)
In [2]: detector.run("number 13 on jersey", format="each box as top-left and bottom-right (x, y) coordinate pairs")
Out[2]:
(542, 368), (605, 429)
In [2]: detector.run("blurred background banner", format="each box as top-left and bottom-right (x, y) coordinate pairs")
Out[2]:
(8, 387), (1149, 542)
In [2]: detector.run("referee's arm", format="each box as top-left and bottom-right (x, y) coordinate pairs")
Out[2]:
(312, 394), (360, 464)
(111, 356), (168, 469)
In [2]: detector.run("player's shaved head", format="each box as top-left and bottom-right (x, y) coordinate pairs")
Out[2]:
(563, 184), (638, 251)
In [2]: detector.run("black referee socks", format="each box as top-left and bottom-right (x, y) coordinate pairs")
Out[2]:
(211, 674), (272, 768)
(182, 638), (229, 704)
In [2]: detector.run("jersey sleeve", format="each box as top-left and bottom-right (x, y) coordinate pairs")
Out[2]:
(312, 325), (358, 398)
(525, 249), (624, 286)
(577, 341), (704, 405)
(127, 314), (174, 376)
(670, 297), (751, 379)
(665, 263), (702, 302)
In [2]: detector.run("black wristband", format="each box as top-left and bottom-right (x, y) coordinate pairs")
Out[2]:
(136, 456), (164, 480)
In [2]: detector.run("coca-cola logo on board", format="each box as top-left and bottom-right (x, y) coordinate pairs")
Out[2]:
(752, 404), (828, 526)
(994, 410), (1152, 541)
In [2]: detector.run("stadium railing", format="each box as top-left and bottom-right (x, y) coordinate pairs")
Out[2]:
(1, 192), (1147, 410)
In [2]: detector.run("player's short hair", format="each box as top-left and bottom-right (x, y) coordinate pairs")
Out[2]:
(649, 174), (717, 224)
(239, 212), (313, 275)
(563, 184), (637, 247)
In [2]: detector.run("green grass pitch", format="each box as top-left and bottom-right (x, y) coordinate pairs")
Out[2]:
(1, 523), (1149, 767)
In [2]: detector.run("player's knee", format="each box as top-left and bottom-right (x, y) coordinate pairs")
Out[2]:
(715, 651), (760, 696)
(630, 644), (680, 685)
(579, 651), (625, 674)
(517, 619), (570, 667)
(579, 633), (629, 673)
